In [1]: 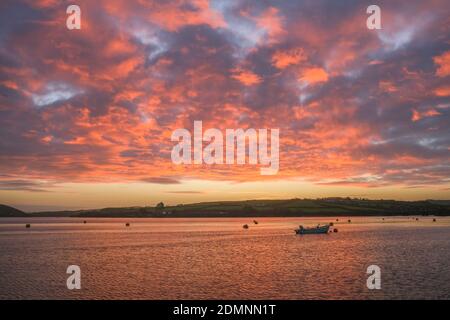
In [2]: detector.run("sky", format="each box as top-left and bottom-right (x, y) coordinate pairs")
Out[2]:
(0, 0), (449, 211)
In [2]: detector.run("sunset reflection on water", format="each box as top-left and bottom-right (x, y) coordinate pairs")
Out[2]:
(0, 217), (449, 299)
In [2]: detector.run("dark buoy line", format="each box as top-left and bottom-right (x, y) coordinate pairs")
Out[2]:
(125, 223), (130, 227)
(83, 220), (87, 224)
(348, 219), (351, 223)
(25, 224), (30, 228)
(433, 218), (436, 222)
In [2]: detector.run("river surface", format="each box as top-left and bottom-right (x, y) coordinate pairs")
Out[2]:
(0, 217), (449, 299)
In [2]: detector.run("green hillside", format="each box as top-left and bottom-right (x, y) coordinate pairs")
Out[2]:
(17, 198), (450, 217)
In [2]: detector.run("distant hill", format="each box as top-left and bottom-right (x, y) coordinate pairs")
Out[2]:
(0, 204), (27, 217)
(24, 198), (450, 218)
(429, 200), (450, 206)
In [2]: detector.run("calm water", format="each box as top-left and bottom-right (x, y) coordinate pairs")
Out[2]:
(0, 217), (449, 300)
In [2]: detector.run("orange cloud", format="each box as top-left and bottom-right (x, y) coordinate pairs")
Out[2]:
(412, 108), (441, 122)
(434, 86), (450, 97)
(272, 48), (306, 69)
(299, 67), (329, 84)
(147, 0), (226, 31)
(379, 81), (398, 93)
(104, 37), (137, 57)
(0, 80), (19, 90)
(434, 51), (450, 77)
(255, 7), (285, 41)
(231, 69), (262, 86)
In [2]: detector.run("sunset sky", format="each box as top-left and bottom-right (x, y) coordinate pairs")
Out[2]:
(1, 0), (449, 211)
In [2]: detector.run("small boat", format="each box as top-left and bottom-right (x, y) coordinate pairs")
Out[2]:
(295, 224), (330, 235)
